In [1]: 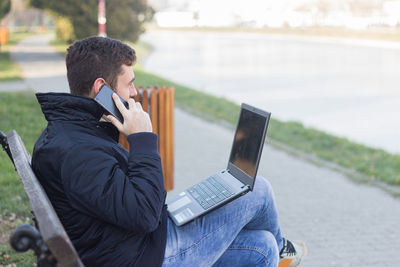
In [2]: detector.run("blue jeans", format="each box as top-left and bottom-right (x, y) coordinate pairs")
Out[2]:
(162, 177), (283, 267)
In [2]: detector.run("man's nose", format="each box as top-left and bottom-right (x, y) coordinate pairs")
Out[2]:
(130, 86), (137, 98)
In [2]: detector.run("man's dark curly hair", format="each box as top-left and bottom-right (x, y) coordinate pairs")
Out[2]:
(66, 36), (136, 96)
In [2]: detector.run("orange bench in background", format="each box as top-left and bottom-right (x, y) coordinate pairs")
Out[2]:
(0, 27), (9, 45)
(119, 86), (175, 191)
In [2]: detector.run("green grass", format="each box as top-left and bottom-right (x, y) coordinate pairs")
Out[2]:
(49, 38), (69, 56)
(0, 31), (36, 82)
(0, 91), (46, 265)
(0, 246), (35, 266)
(0, 52), (22, 81)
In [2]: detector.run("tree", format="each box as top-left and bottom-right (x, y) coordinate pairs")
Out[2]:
(0, 0), (11, 22)
(30, 0), (153, 43)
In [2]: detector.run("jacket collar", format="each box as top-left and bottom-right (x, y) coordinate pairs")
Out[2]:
(36, 93), (104, 122)
(36, 93), (120, 141)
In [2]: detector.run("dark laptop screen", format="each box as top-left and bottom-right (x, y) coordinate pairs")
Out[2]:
(228, 108), (267, 178)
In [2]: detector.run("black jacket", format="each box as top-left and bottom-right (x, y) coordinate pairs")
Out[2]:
(32, 93), (167, 267)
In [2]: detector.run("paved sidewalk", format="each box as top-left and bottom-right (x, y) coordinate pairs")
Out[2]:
(0, 33), (69, 93)
(2, 34), (400, 267)
(174, 110), (400, 267)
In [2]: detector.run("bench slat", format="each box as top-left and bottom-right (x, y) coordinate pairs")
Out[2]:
(142, 88), (149, 112)
(150, 87), (159, 134)
(164, 87), (174, 191)
(158, 87), (167, 190)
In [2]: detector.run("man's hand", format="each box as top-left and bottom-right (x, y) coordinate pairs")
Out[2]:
(107, 93), (153, 136)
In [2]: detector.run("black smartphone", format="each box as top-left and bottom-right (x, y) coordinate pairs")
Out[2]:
(94, 84), (129, 123)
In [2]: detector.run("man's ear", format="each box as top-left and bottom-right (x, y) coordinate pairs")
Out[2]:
(92, 78), (106, 97)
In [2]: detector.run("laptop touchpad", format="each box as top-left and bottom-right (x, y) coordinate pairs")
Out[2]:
(168, 196), (192, 212)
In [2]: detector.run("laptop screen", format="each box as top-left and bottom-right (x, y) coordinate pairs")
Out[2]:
(228, 107), (267, 178)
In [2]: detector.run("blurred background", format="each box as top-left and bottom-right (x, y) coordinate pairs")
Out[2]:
(150, 0), (400, 29)
(1, 0), (399, 186)
(1, 0), (400, 266)
(144, 0), (400, 154)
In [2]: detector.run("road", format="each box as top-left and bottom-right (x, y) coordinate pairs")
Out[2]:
(141, 30), (400, 154)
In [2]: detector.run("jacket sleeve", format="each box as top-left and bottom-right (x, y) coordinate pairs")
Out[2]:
(60, 132), (167, 234)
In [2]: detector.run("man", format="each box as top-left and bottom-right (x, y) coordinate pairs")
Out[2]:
(32, 36), (306, 267)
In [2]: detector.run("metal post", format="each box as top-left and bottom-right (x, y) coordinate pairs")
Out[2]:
(98, 0), (107, 37)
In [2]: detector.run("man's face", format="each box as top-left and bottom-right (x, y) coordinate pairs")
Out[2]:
(114, 64), (137, 101)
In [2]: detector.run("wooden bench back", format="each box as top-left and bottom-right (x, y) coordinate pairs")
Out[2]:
(119, 86), (174, 191)
(7, 130), (84, 267)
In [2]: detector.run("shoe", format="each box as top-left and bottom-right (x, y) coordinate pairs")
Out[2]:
(278, 238), (307, 267)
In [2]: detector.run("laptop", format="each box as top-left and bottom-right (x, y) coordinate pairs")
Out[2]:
(167, 103), (271, 226)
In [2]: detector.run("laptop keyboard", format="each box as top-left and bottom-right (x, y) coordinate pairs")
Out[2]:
(188, 175), (235, 210)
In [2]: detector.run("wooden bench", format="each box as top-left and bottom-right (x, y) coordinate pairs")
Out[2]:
(119, 86), (175, 191)
(3, 130), (84, 267)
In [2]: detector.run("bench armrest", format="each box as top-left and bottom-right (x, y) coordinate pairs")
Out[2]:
(0, 130), (14, 165)
(10, 224), (57, 266)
